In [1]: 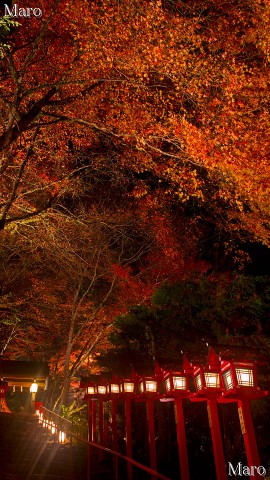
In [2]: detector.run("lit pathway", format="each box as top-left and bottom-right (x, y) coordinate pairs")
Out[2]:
(0, 412), (112, 480)
(0, 412), (165, 480)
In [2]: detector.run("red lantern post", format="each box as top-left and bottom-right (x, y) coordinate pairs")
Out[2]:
(120, 376), (137, 480)
(219, 359), (268, 479)
(106, 378), (121, 452)
(138, 373), (159, 480)
(96, 379), (107, 460)
(163, 364), (191, 480)
(189, 349), (228, 480)
(85, 382), (96, 442)
(106, 378), (121, 479)
(83, 380), (98, 480)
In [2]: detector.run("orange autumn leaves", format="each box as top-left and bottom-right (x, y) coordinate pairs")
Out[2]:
(0, 0), (269, 242)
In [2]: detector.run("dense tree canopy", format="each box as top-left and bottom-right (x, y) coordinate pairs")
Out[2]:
(0, 0), (269, 407)
(1, 0), (270, 243)
(97, 274), (270, 375)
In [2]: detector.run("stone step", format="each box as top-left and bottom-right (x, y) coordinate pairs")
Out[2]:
(0, 413), (115, 480)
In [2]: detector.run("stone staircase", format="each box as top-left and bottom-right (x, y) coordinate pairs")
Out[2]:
(0, 412), (114, 480)
(0, 412), (160, 480)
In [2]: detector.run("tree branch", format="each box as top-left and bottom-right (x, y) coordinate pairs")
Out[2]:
(0, 88), (58, 151)
(0, 128), (40, 229)
(2, 195), (56, 230)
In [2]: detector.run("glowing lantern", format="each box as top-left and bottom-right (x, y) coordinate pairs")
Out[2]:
(138, 373), (159, 476)
(139, 376), (158, 394)
(119, 374), (138, 480)
(120, 379), (136, 394)
(163, 369), (191, 480)
(221, 361), (255, 392)
(219, 358), (268, 478)
(97, 384), (106, 395)
(106, 380), (120, 395)
(190, 349), (227, 480)
(193, 367), (221, 392)
(59, 431), (66, 443)
(164, 371), (188, 394)
(30, 381), (38, 393)
(86, 384), (96, 396)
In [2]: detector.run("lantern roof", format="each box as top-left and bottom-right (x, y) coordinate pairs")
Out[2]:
(207, 348), (221, 370)
(80, 373), (112, 388)
(182, 355), (194, 374)
(181, 343), (269, 365)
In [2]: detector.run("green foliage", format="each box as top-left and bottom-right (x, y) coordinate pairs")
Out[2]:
(100, 307), (156, 374)
(61, 401), (88, 439)
(152, 278), (214, 329)
(61, 401), (86, 419)
(97, 274), (270, 373)
(0, 17), (20, 58)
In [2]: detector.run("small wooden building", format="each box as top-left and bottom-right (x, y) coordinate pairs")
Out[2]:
(0, 360), (49, 391)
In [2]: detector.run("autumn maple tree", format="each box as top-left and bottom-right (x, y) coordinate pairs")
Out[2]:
(0, 0), (269, 243)
(0, 0), (269, 409)
(0, 178), (194, 407)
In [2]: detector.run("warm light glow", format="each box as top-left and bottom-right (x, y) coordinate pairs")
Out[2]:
(204, 372), (220, 389)
(222, 363), (254, 390)
(165, 375), (187, 392)
(139, 381), (144, 393)
(110, 384), (120, 394)
(122, 382), (134, 393)
(51, 423), (56, 435)
(222, 370), (234, 390)
(165, 378), (171, 392)
(30, 381), (38, 393)
(173, 376), (187, 390)
(59, 431), (66, 443)
(87, 386), (95, 395)
(195, 373), (202, 390)
(97, 385), (106, 394)
(236, 368), (254, 387)
(145, 380), (157, 393)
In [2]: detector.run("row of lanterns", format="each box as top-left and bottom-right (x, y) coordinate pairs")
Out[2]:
(36, 409), (66, 444)
(83, 349), (268, 480)
(85, 357), (259, 399)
